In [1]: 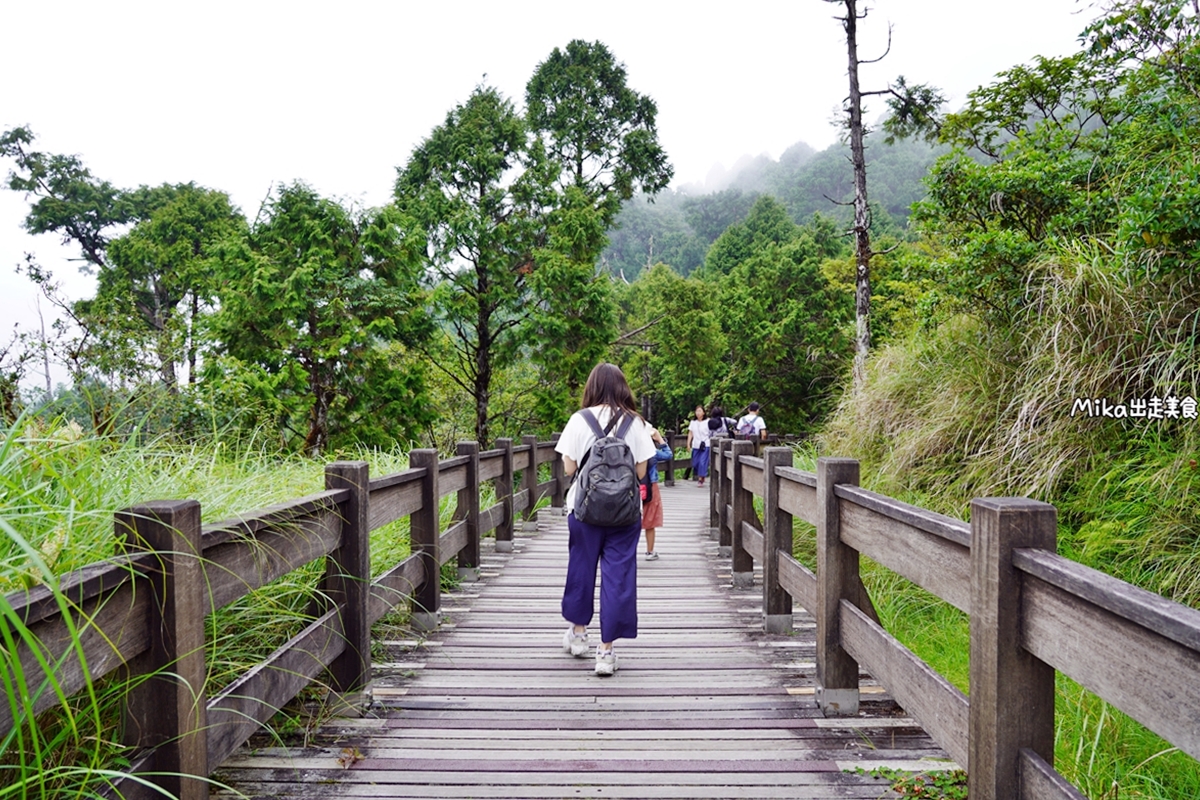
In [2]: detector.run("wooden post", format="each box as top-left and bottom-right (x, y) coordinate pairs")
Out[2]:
(495, 438), (515, 552)
(969, 498), (1057, 799)
(409, 449), (441, 632)
(323, 461), (371, 695)
(709, 436), (722, 535)
(550, 433), (565, 511)
(521, 435), (539, 528)
(664, 433), (676, 487)
(762, 447), (794, 634)
(717, 437), (734, 556)
(456, 442), (481, 583)
(730, 440), (755, 588)
(117, 500), (208, 800)
(816, 457), (860, 716)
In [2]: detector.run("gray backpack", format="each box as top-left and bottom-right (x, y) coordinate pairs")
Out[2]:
(572, 409), (640, 527)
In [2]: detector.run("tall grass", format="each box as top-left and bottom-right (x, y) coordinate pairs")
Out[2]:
(816, 242), (1200, 797)
(0, 413), (423, 798)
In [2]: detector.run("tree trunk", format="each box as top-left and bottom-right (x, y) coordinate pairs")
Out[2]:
(842, 0), (873, 393)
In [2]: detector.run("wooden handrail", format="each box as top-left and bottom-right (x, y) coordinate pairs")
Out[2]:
(710, 443), (1200, 799)
(0, 433), (565, 800)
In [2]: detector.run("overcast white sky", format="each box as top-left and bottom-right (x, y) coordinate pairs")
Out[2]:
(1, 0), (1094, 386)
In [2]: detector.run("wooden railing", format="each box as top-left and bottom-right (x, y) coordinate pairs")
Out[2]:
(710, 438), (1200, 800)
(0, 435), (564, 800)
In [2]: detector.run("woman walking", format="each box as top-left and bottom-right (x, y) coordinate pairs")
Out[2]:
(686, 405), (712, 486)
(555, 363), (656, 676)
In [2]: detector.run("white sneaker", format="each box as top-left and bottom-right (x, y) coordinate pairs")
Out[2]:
(595, 649), (617, 676)
(645, 551), (659, 561)
(563, 626), (588, 658)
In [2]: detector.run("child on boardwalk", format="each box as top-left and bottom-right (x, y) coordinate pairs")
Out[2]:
(641, 427), (674, 560)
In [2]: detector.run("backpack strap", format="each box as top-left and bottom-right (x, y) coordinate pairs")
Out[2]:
(614, 412), (635, 439)
(580, 408), (607, 440)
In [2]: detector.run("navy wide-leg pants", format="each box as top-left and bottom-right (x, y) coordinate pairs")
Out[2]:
(561, 513), (640, 643)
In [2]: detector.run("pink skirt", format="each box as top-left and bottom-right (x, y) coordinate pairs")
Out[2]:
(642, 484), (664, 529)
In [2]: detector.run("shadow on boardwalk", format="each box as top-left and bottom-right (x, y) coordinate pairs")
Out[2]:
(214, 480), (952, 799)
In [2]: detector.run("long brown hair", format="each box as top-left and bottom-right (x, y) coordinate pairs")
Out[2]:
(580, 362), (641, 420)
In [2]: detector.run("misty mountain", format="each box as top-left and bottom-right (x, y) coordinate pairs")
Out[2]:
(602, 136), (945, 280)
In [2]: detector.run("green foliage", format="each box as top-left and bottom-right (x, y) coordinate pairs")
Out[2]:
(526, 39), (673, 224)
(612, 263), (726, 429)
(856, 766), (968, 799)
(698, 195), (798, 280)
(921, 4), (1200, 316)
(395, 85), (547, 446)
(214, 182), (431, 455)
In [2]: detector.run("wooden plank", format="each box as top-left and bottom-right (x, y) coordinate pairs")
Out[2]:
(741, 521), (764, 564)
(479, 503), (504, 535)
(1020, 570), (1200, 759)
(439, 521), (468, 564)
(535, 442), (557, 465)
(741, 457), (764, 499)
(204, 506), (343, 613)
(834, 485), (970, 547)
(839, 599), (969, 768)
(513, 488), (530, 515)
(1014, 548), (1200, 653)
(479, 451), (504, 482)
(368, 472), (423, 531)
(0, 577), (152, 738)
(778, 476), (817, 526)
(1019, 748), (1089, 800)
(206, 608), (345, 767)
(4, 552), (153, 627)
(367, 554), (423, 625)
(438, 463), (468, 497)
(513, 444), (533, 472)
(838, 499), (971, 614)
(535, 478), (556, 503)
(200, 489), (348, 549)
(778, 553), (817, 614)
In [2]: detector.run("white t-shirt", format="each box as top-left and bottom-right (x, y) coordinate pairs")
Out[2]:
(688, 418), (712, 449)
(736, 412), (767, 437)
(556, 405), (656, 509)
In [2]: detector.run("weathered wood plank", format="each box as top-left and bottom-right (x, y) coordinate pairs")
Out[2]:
(3, 552), (153, 627)
(0, 577), (152, 738)
(479, 451), (504, 482)
(438, 462), (468, 497)
(513, 488), (530, 515)
(1019, 748), (1089, 800)
(368, 470), (423, 530)
(201, 489), (348, 548)
(741, 521), (764, 565)
(1014, 548), (1200, 653)
(778, 474), (817, 527)
(741, 456), (764, 498)
(513, 444), (534, 472)
(1020, 569), (1200, 759)
(479, 502), (504, 535)
(839, 599), (969, 768)
(366, 554), (422, 625)
(204, 506), (343, 613)
(535, 442), (557, 465)
(838, 498), (971, 614)
(439, 521), (468, 565)
(206, 609), (345, 767)
(778, 553), (817, 614)
(835, 485), (970, 546)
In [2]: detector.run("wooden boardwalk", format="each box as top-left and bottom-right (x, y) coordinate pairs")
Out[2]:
(214, 480), (954, 799)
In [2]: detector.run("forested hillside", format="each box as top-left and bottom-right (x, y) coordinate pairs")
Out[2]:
(2, 2), (1200, 796)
